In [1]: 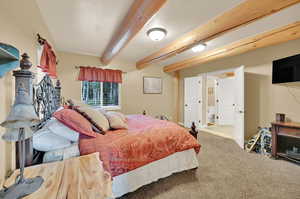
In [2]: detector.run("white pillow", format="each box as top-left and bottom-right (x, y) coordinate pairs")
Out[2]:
(46, 118), (79, 142)
(33, 128), (72, 152)
(56, 106), (64, 112)
(43, 143), (80, 163)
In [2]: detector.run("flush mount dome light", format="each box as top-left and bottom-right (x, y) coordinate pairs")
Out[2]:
(192, 43), (207, 52)
(147, 28), (167, 41)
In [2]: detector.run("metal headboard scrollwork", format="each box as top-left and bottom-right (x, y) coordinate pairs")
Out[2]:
(33, 75), (61, 128)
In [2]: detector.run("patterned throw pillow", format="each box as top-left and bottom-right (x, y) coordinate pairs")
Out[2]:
(68, 99), (110, 132)
(105, 111), (128, 130)
(53, 109), (97, 138)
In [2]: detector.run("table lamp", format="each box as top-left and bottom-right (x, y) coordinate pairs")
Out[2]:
(0, 66), (43, 198)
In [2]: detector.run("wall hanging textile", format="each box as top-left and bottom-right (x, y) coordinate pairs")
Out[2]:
(38, 40), (57, 78)
(78, 67), (122, 83)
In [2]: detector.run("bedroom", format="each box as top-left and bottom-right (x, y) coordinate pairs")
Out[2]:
(1, 0), (300, 198)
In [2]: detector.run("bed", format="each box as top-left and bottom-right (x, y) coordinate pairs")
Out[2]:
(80, 114), (200, 197)
(16, 63), (200, 198)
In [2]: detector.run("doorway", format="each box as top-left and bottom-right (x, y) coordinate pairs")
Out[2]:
(204, 73), (235, 139)
(203, 66), (245, 148)
(183, 66), (245, 148)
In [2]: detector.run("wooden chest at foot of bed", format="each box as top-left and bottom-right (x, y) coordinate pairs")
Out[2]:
(3, 153), (112, 199)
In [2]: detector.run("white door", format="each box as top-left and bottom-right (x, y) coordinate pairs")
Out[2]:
(184, 76), (203, 129)
(216, 77), (235, 125)
(233, 66), (245, 148)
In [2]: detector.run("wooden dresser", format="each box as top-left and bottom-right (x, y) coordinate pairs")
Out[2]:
(271, 122), (300, 164)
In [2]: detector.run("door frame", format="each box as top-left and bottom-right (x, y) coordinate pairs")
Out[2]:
(233, 66), (245, 149)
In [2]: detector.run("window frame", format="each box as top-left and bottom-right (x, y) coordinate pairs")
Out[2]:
(81, 81), (121, 111)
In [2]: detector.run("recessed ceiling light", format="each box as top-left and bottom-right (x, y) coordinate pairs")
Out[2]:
(147, 28), (167, 41)
(192, 43), (207, 52)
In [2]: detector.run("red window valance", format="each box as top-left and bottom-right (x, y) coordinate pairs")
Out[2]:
(38, 41), (57, 78)
(77, 67), (122, 83)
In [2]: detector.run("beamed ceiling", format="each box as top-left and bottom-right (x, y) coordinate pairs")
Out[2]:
(36, 0), (300, 71)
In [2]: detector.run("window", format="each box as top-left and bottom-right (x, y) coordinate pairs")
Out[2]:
(81, 81), (120, 109)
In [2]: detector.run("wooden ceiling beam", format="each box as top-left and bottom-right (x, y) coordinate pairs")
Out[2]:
(137, 0), (300, 69)
(163, 22), (300, 72)
(100, 0), (167, 65)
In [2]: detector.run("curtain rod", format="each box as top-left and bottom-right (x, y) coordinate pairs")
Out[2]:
(74, 66), (127, 74)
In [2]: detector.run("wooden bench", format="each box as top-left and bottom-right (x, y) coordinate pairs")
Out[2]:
(3, 153), (112, 199)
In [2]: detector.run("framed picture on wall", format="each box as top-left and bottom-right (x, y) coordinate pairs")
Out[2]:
(143, 77), (162, 94)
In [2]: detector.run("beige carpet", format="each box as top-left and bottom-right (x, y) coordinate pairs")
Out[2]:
(121, 131), (300, 199)
(201, 125), (234, 139)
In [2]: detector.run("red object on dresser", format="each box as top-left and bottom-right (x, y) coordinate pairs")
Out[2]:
(79, 115), (201, 177)
(53, 109), (97, 138)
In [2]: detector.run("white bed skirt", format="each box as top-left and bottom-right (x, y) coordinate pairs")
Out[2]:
(112, 148), (199, 198)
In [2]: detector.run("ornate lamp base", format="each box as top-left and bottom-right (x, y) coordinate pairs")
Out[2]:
(0, 176), (43, 199)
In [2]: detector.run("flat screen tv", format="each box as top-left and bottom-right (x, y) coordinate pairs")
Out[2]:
(272, 53), (300, 84)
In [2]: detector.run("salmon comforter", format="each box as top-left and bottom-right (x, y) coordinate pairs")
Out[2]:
(79, 115), (201, 177)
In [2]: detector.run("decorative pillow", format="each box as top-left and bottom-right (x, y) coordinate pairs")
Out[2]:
(33, 128), (72, 152)
(45, 118), (79, 142)
(105, 111), (128, 130)
(97, 107), (107, 115)
(111, 111), (127, 122)
(68, 99), (110, 132)
(53, 109), (97, 138)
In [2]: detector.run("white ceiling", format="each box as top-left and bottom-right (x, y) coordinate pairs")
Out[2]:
(36, 0), (300, 67)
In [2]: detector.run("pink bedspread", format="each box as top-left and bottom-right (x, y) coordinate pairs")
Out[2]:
(79, 115), (200, 177)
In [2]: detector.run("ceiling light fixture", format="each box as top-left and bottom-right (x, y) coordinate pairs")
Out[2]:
(147, 28), (167, 41)
(192, 43), (207, 52)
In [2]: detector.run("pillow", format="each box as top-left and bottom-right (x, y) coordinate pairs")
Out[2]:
(43, 143), (80, 163)
(33, 128), (72, 152)
(110, 111), (127, 122)
(97, 107), (107, 115)
(105, 111), (128, 130)
(56, 106), (64, 112)
(53, 109), (97, 138)
(45, 118), (79, 142)
(68, 99), (110, 132)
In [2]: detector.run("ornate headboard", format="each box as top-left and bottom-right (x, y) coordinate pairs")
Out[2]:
(33, 75), (61, 128)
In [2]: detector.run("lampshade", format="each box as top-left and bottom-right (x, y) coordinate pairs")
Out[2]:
(0, 86), (40, 129)
(2, 127), (33, 142)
